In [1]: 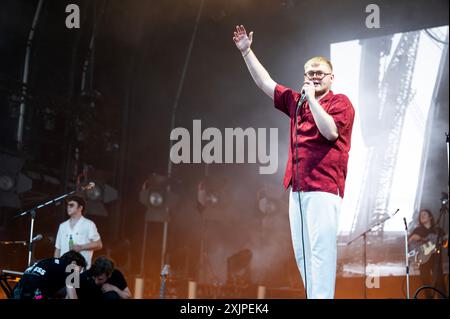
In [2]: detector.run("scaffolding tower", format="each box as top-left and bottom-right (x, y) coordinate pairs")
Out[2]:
(351, 31), (421, 237)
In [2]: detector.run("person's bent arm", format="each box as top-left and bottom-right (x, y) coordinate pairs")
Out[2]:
(307, 95), (339, 141)
(102, 283), (132, 299)
(302, 81), (339, 141)
(408, 234), (421, 244)
(233, 25), (276, 100)
(118, 287), (132, 299)
(73, 239), (103, 253)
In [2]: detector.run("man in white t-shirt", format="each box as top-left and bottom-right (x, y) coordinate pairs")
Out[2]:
(54, 195), (103, 269)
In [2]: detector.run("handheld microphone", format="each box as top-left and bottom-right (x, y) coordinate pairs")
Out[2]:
(298, 80), (312, 109)
(32, 234), (43, 242)
(297, 91), (306, 109)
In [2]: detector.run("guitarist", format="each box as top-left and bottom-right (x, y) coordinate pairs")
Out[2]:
(408, 209), (447, 298)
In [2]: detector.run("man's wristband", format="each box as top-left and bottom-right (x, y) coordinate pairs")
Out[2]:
(242, 48), (251, 57)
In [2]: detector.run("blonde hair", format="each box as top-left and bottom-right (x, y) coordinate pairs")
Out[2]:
(304, 56), (333, 72)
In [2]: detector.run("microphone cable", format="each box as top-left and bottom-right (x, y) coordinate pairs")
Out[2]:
(294, 92), (308, 299)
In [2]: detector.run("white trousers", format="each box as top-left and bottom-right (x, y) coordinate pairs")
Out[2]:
(289, 189), (342, 299)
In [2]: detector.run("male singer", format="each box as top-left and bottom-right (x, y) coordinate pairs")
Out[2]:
(233, 25), (354, 298)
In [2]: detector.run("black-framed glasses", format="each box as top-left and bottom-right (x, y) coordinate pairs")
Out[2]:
(67, 203), (76, 208)
(304, 71), (331, 80)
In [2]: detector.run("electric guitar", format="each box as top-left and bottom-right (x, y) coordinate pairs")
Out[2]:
(408, 233), (448, 265)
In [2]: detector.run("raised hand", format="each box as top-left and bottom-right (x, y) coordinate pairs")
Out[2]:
(232, 25), (276, 100)
(233, 25), (253, 53)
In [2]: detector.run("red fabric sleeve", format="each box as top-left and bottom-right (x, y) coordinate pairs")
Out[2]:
(274, 84), (300, 118)
(327, 94), (355, 136)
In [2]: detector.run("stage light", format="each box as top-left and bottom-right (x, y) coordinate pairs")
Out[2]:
(149, 192), (164, 207)
(77, 168), (118, 217)
(196, 176), (230, 223)
(86, 184), (102, 201)
(84, 180), (117, 203)
(197, 180), (220, 209)
(257, 190), (277, 215)
(440, 193), (448, 206)
(0, 175), (15, 192)
(139, 173), (179, 222)
(256, 184), (284, 216)
(0, 153), (32, 208)
(137, 173), (180, 280)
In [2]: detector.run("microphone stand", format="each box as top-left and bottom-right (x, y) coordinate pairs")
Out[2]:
(14, 184), (92, 266)
(347, 209), (399, 299)
(403, 218), (410, 299)
(446, 133), (449, 182)
(434, 196), (448, 295)
(445, 132), (449, 262)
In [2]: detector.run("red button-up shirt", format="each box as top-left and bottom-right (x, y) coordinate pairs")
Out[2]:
(274, 84), (355, 198)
